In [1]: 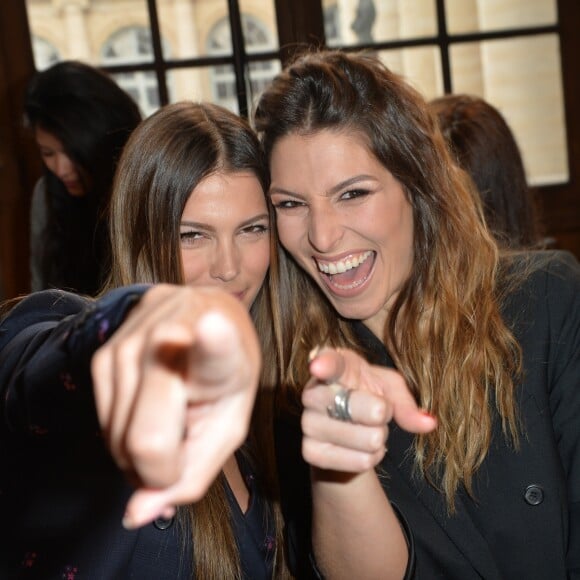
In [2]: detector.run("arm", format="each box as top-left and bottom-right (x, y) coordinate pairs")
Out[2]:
(303, 348), (436, 579)
(0, 286), (148, 434)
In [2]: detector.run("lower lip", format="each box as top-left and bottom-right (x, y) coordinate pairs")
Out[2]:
(317, 254), (375, 299)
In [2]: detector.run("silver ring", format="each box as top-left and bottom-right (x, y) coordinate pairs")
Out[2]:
(326, 386), (353, 422)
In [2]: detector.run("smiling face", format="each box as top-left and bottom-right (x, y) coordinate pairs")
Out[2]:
(180, 170), (270, 311)
(34, 126), (85, 197)
(269, 130), (414, 336)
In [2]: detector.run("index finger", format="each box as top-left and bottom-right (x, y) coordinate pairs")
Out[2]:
(382, 371), (437, 434)
(309, 346), (436, 435)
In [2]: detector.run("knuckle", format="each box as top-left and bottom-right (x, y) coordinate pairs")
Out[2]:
(368, 428), (387, 452)
(357, 453), (375, 472)
(371, 398), (389, 422)
(300, 411), (316, 437)
(301, 439), (316, 463)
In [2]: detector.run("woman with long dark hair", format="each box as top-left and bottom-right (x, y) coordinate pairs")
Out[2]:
(25, 60), (142, 295)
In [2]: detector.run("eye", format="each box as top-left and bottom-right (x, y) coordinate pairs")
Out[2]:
(341, 188), (370, 201)
(272, 199), (305, 210)
(241, 223), (269, 235)
(180, 230), (205, 246)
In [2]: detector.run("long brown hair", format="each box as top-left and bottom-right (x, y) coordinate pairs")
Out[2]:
(107, 101), (289, 578)
(254, 50), (523, 508)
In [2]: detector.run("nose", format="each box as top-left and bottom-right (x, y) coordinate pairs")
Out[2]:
(210, 239), (240, 282)
(308, 205), (343, 253)
(54, 153), (75, 180)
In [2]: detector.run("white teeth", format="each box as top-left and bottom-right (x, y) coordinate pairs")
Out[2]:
(317, 251), (372, 274)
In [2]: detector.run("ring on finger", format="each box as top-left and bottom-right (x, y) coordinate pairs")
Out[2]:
(326, 384), (353, 422)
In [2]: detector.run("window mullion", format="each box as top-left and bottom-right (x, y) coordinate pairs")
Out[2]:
(227, 0), (248, 117)
(435, 0), (452, 93)
(146, 0), (168, 106)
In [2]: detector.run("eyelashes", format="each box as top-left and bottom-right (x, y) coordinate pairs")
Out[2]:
(179, 223), (269, 245)
(272, 188), (372, 211)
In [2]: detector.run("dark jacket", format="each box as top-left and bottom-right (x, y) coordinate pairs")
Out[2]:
(0, 286), (276, 579)
(355, 250), (580, 579)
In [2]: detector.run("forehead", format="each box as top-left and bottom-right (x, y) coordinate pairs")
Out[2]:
(182, 170), (267, 222)
(269, 130), (382, 191)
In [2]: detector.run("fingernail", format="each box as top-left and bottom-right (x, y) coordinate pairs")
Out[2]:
(122, 512), (136, 530)
(161, 505), (176, 519)
(419, 409), (436, 419)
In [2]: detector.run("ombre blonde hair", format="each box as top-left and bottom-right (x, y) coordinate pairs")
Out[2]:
(254, 50), (523, 509)
(106, 101), (290, 578)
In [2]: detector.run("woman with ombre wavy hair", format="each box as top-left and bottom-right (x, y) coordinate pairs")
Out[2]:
(254, 50), (580, 579)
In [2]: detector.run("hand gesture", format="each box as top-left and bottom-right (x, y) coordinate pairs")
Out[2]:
(302, 346), (436, 472)
(91, 284), (261, 528)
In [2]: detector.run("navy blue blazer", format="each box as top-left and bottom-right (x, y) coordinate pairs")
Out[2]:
(354, 251), (580, 579)
(0, 286), (276, 579)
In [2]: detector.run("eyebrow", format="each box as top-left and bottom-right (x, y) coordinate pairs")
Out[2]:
(269, 174), (376, 197)
(180, 213), (270, 232)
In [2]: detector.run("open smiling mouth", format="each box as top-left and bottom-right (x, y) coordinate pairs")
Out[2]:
(315, 251), (375, 292)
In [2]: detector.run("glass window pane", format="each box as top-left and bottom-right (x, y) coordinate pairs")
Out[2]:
(248, 58), (281, 109)
(205, 13), (277, 58)
(446, 0), (557, 35)
(168, 58), (279, 116)
(377, 46), (442, 101)
(110, 71), (159, 118)
(101, 27), (157, 66)
(450, 34), (568, 185)
(324, 0), (437, 48)
(31, 36), (60, 71)
(158, 0), (278, 61)
(25, 0), (151, 66)
(168, 66), (240, 114)
(158, 0), (229, 60)
(239, 0), (279, 51)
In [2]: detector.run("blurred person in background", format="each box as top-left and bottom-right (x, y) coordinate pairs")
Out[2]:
(24, 60), (142, 295)
(428, 93), (548, 249)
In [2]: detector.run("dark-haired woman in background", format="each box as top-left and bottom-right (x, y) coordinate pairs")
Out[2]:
(25, 60), (142, 295)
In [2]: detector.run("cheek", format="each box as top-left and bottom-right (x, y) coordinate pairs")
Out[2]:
(246, 241), (270, 280)
(275, 217), (300, 251)
(43, 158), (56, 173)
(181, 252), (209, 285)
